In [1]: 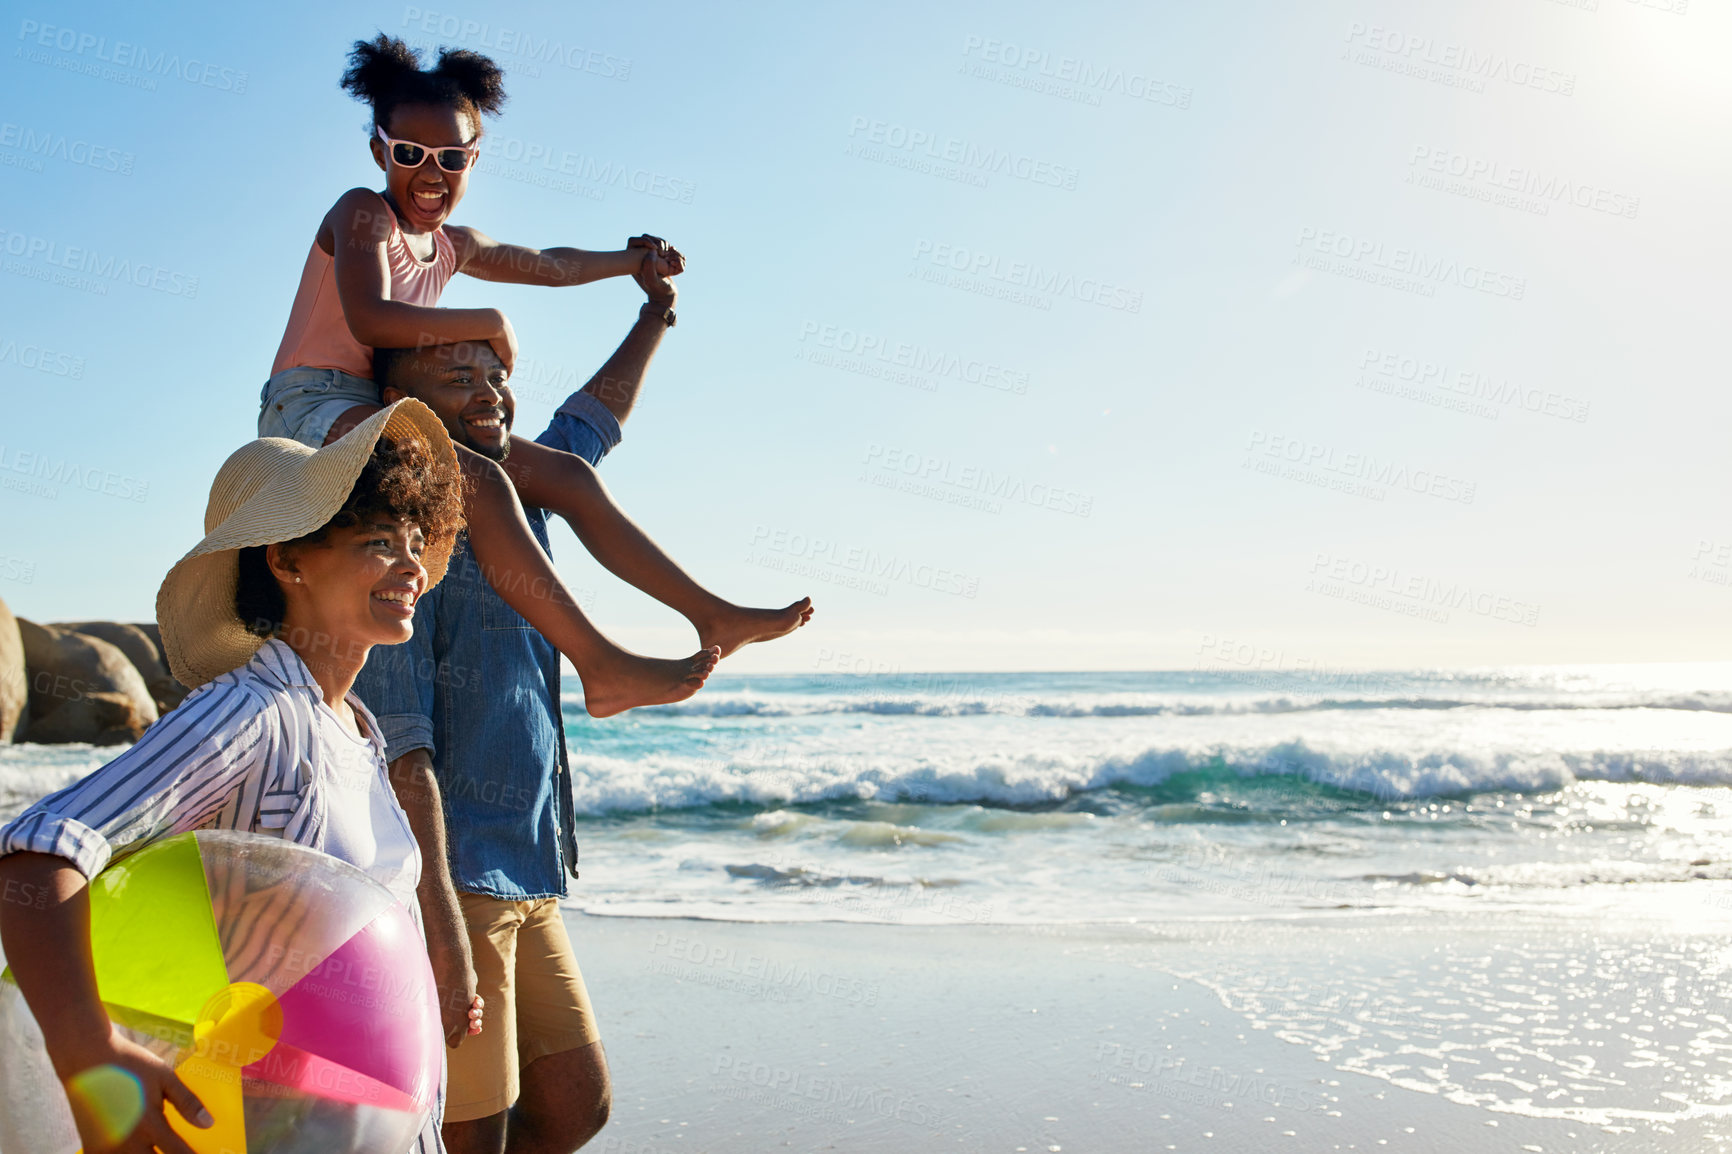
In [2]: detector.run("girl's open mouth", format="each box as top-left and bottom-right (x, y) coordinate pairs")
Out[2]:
(410, 188), (447, 219)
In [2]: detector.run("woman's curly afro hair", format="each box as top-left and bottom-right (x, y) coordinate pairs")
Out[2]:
(340, 33), (506, 134)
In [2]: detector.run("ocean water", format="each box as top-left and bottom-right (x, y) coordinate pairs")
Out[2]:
(550, 664), (1732, 925)
(6, 665), (1732, 927)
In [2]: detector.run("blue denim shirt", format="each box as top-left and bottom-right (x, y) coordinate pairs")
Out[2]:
(354, 392), (620, 900)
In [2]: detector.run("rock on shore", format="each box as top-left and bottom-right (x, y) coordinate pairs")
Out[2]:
(0, 598), (24, 742)
(57, 620), (190, 716)
(17, 619), (158, 745)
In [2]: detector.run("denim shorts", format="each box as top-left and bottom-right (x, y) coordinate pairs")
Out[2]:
(258, 366), (381, 449)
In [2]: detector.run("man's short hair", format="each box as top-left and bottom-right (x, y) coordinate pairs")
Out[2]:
(371, 346), (413, 391)
(372, 342), (502, 395)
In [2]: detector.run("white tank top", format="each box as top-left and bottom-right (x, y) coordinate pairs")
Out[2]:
(317, 710), (421, 912)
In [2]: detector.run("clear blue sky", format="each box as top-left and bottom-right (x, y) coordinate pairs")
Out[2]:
(0, 0), (1726, 672)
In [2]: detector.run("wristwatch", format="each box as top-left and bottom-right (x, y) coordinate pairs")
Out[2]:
(640, 301), (676, 327)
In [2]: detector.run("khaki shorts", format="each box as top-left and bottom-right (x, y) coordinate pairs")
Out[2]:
(444, 891), (601, 1122)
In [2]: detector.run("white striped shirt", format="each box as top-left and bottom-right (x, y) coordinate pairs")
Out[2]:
(0, 638), (444, 1153)
(1, 640), (408, 884)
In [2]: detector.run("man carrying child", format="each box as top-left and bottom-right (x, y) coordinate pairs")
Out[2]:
(356, 252), (683, 1153)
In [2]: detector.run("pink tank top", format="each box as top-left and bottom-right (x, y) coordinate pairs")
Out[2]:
(271, 205), (459, 379)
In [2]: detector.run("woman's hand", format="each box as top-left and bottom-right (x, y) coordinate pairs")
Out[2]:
(0, 855), (209, 1151)
(60, 1029), (212, 1154)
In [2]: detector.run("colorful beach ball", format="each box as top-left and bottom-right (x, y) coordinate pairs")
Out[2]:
(0, 830), (441, 1153)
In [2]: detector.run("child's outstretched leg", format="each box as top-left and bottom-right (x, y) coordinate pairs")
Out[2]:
(504, 437), (814, 658)
(326, 405), (718, 714)
(460, 452), (719, 714)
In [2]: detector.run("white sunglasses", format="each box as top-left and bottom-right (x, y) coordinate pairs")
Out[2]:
(376, 127), (480, 173)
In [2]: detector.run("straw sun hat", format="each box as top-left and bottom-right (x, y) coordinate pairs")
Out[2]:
(156, 400), (459, 689)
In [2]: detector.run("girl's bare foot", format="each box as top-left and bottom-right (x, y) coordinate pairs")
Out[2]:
(696, 598), (815, 659)
(581, 645), (720, 718)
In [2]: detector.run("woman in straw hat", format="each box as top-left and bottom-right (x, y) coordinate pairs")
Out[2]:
(0, 400), (474, 1154)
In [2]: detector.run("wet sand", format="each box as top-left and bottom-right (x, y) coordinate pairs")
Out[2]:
(564, 900), (1732, 1154)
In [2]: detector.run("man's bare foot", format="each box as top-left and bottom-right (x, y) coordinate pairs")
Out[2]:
(695, 598), (815, 659)
(581, 646), (720, 718)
